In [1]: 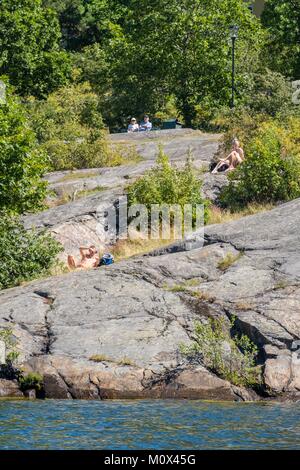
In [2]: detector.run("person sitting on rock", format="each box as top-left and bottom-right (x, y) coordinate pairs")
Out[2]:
(212, 138), (244, 174)
(68, 245), (100, 270)
(139, 115), (152, 132)
(127, 117), (139, 133)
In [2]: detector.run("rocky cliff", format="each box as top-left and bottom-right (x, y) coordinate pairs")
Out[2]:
(23, 130), (226, 262)
(1, 198), (300, 400)
(0, 130), (299, 401)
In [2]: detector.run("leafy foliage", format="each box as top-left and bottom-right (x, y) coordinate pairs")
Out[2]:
(0, 328), (15, 350)
(26, 82), (124, 170)
(0, 328), (21, 380)
(0, 214), (63, 290)
(180, 317), (261, 387)
(108, 0), (264, 126)
(242, 69), (293, 117)
(127, 147), (209, 228)
(42, 0), (125, 51)
(0, 84), (48, 214)
(220, 119), (300, 208)
(19, 372), (44, 391)
(261, 0), (300, 79)
(72, 44), (111, 97)
(0, 0), (71, 98)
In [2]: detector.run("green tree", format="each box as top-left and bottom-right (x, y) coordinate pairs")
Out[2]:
(72, 44), (111, 98)
(26, 82), (124, 170)
(0, 83), (48, 214)
(261, 0), (300, 79)
(109, 0), (264, 126)
(0, 0), (71, 97)
(43, 0), (126, 51)
(242, 69), (292, 117)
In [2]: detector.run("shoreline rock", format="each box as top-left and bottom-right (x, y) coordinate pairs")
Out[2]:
(1, 197), (300, 401)
(1, 131), (299, 402)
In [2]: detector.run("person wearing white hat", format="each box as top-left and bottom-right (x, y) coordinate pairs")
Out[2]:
(127, 117), (139, 132)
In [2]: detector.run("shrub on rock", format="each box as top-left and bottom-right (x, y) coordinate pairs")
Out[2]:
(0, 215), (62, 290)
(220, 119), (300, 209)
(127, 148), (209, 231)
(180, 317), (261, 388)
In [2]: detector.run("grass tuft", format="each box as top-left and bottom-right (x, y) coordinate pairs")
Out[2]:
(207, 203), (275, 226)
(217, 252), (243, 272)
(89, 354), (113, 363)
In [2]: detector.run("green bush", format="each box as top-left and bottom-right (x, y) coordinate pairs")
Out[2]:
(180, 317), (261, 388)
(0, 214), (63, 290)
(26, 82), (124, 170)
(19, 372), (44, 391)
(127, 148), (209, 229)
(220, 120), (300, 209)
(0, 83), (48, 214)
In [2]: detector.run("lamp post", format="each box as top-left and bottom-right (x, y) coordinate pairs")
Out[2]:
(230, 25), (239, 109)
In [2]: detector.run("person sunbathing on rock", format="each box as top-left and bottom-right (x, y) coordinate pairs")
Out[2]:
(212, 138), (244, 174)
(68, 245), (100, 270)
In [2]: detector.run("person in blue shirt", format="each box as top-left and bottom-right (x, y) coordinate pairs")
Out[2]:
(139, 115), (152, 131)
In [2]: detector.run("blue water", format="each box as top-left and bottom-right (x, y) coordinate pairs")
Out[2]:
(0, 400), (299, 450)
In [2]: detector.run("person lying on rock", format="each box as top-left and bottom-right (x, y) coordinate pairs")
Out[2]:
(212, 138), (244, 174)
(67, 245), (100, 270)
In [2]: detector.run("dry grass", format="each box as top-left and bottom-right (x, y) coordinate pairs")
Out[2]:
(117, 357), (137, 367)
(46, 186), (106, 208)
(217, 252), (244, 272)
(110, 236), (174, 261)
(58, 170), (100, 183)
(101, 203), (275, 266)
(46, 192), (70, 208)
(89, 354), (113, 363)
(273, 280), (290, 290)
(184, 278), (200, 287)
(89, 354), (137, 367)
(191, 290), (216, 303)
(166, 278), (200, 293)
(165, 284), (215, 303)
(76, 186), (106, 199)
(167, 284), (189, 293)
(207, 203), (275, 226)
(234, 302), (253, 311)
(113, 143), (142, 165)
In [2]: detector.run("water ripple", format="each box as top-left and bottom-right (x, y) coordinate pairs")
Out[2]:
(0, 400), (299, 449)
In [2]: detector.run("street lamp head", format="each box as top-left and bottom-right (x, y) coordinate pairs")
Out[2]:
(230, 25), (239, 39)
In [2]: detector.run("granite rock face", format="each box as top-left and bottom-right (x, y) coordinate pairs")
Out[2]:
(0, 379), (23, 398)
(46, 130), (222, 198)
(24, 131), (225, 261)
(1, 198), (300, 400)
